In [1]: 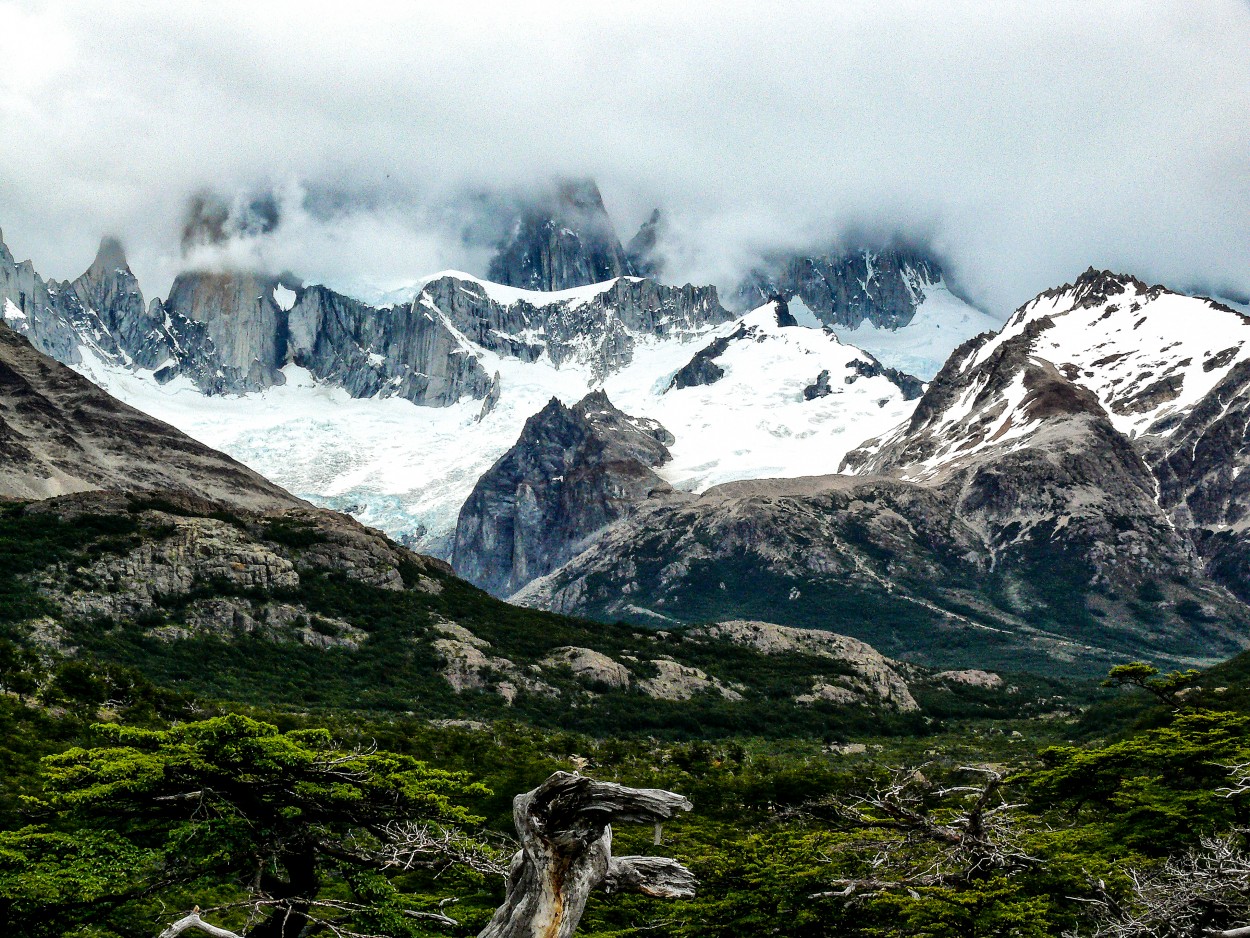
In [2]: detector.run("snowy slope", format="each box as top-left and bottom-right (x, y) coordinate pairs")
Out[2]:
(79, 291), (917, 557)
(827, 281), (1002, 380)
(846, 269), (1250, 482)
(954, 272), (1250, 437)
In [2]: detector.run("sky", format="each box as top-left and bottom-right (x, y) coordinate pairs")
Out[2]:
(1, 0), (1248, 315)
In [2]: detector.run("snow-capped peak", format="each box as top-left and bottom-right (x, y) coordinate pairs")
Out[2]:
(959, 271), (1250, 438)
(845, 272), (1250, 482)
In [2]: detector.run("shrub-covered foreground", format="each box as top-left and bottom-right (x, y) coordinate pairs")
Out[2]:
(4, 662), (1250, 936)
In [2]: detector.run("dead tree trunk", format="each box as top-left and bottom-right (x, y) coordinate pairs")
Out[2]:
(478, 771), (696, 938)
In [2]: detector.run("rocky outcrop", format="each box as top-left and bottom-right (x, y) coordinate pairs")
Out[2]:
(22, 490), (451, 650)
(846, 358), (926, 400)
(44, 511), (299, 622)
(692, 620), (918, 710)
(540, 646), (632, 690)
(431, 621), (556, 704)
(803, 369), (833, 400)
(934, 669), (1004, 689)
(487, 179), (633, 291)
(0, 322), (301, 510)
(668, 331), (733, 390)
(737, 247), (943, 328)
(453, 391), (678, 597)
(636, 657), (742, 701)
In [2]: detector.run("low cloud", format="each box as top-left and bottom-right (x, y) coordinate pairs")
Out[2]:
(1, 0), (1248, 314)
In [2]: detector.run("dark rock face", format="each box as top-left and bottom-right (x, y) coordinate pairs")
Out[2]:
(738, 247), (942, 328)
(668, 333), (730, 390)
(453, 390), (678, 597)
(803, 369), (832, 400)
(666, 317), (778, 391)
(844, 358), (926, 400)
(1140, 359), (1250, 603)
(426, 274), (734, 381)
(625, 209), (664, 279)
(487, 180), (633, 291)
(285, 284), (495, 406)
(164, 271), (289, 391)
(0, 321), (301, 510)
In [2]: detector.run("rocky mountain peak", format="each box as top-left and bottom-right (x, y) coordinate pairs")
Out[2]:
(89, 236), (129, 274)
(453, 390), (678, 596)
(70, 237), (154, 344)
(736, 246), (944, 328)
(1056, 267), (1152, 309)
(625, 208), (663, 278)
(486, 178), (633, 291)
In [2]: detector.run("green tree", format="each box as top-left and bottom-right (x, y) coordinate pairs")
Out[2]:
(0, 827), (156, 938)
(1102, 661), (1200, 707)
(31, 713), (494, 937)
(1030, 709), (1250, 852)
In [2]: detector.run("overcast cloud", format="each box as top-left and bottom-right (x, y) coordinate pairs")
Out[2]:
(1, 0), (1248, 314)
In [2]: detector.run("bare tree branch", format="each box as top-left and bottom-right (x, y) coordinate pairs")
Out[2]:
(158, 911), (244, 938)
(801, 763), (1038, 898)
(1071, 831), (1250, 938)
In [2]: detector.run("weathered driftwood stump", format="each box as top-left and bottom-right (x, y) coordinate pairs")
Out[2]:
(479, 771), (696, 938)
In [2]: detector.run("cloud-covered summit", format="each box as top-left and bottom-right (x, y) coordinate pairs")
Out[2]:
(1, 1), (1248, 313)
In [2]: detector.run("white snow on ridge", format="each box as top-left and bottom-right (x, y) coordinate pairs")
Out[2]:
(964, 280), (1250, 437)
(828, 281), (1001, 380)
(328, 270), (632, 311)
(80, 300), (915, 558)
(3, 298), (27, 323)
(848, 275), (1250, 484)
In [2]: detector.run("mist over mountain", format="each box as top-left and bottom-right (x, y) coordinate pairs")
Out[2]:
(2, 2), (1248, 316)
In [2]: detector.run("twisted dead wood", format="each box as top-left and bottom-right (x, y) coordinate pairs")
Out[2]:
(478, 771), (696, 938)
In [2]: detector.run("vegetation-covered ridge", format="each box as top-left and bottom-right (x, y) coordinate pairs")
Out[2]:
(0, 489), (1060, 738)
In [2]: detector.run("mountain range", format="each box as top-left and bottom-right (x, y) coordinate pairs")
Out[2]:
(512, 271), (1250, 674)
(0, 312), (1032, 729)
(4, 187), (1250, 678)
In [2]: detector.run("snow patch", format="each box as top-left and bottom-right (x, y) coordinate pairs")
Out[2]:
(272, 284), (297, 311)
